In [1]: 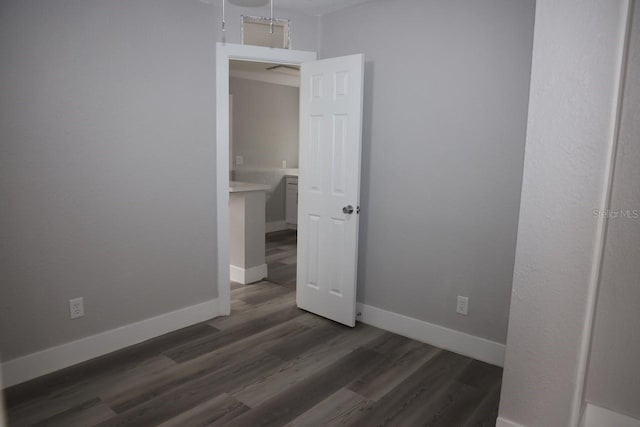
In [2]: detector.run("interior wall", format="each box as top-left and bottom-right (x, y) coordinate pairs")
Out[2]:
(585, 1), (640, 420)
(319, 0), (535, 344)
(231, 77), (299, 170)
(230, 77), (299, 224)
(0, 0), (317, 364)
(496, 1), (631, 426)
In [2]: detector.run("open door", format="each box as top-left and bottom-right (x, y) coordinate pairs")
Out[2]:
(296, 54), (364, 327)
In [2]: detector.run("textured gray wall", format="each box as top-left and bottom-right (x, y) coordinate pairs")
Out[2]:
(585, 2), (640, 419)
(230, 77), (299, 224)
(497, 1), (630, 425)
(0, 0), (317, 362)
(320, 0), (535, 344)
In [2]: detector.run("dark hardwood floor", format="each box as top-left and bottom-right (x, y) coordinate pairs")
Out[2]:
(266, 230), (298, 287)
(4, 231), (502, 426)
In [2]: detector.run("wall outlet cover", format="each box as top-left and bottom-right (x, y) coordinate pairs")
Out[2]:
(457, 296), (469, 316)
(69, 297), (84, 319)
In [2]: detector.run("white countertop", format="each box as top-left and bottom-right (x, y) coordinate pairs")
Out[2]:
(229, 181), (271, 193)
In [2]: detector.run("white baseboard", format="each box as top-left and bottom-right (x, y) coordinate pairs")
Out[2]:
(1, 298), (220, 388)
(230, 264), (268, 284)
(356, 303), (505, 367)
(496, 417), (525, 427)
(581, 403), (640, 427)
(266, 221), (288, 233)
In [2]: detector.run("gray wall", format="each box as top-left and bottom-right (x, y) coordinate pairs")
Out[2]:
(320, 0), (535, 344)
(230, 77), (299, 224)
(231, 77), (299, 170)
(0, 0), (317, 362)
(585, 2), (640, 419)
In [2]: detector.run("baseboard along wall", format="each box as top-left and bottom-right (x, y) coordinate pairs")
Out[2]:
(356, 302), (505, 367)
(230, 264), (268, 285)
(1, 298), (220, 388)
(580, 403), (640, 427)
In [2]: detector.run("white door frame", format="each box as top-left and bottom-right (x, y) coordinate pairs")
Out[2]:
(215, 43), (317, 315)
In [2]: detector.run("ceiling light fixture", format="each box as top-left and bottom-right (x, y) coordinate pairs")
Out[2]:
(266, 64), (299, 71)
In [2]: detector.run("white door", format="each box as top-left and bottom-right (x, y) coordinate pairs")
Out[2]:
(296, 54), (364, 327)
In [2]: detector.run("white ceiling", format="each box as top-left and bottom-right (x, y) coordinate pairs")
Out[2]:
(230, 60), (300, 87)
(228, 0), (373, 16)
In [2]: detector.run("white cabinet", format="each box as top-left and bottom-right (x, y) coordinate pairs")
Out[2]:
(285, 176), (298, 226)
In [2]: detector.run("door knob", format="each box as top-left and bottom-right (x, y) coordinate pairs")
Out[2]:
(343, 205), (354, 214)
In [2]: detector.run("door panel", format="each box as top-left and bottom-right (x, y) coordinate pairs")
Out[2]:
(297, 54), (364, 327)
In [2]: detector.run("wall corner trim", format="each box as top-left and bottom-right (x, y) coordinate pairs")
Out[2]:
(1, 298), (220, 388)
(356, 303), (505, 367)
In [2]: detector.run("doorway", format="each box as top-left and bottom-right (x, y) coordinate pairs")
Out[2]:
(215, 43), (316, 316)
(216, 43), (365, 327)
(228, 58), (300, 293)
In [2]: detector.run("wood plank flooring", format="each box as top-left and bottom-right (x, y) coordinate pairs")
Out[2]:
(266, 230), (298, 287)
(3, 231), (502, 426)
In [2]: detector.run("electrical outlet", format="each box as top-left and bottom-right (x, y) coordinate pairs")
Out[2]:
(235, 155), (243, 166)
(282, 160), (287, 168)
(69, 297), (84, 319)
(457, 296), (469, 316)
